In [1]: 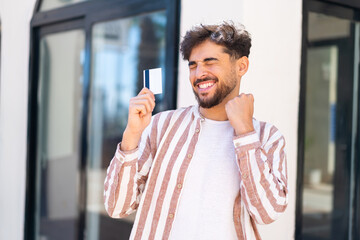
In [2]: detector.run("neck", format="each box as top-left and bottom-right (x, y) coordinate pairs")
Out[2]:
(199, 102), (228, 121)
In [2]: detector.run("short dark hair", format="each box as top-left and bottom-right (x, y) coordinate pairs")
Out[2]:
(179, 21), (252, 60)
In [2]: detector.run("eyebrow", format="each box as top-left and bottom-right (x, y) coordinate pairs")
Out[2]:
(204, 57), (218, 62)
(188, 57), (218, 66)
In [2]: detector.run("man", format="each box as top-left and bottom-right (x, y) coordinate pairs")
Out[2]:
(104, 22), (288, 240)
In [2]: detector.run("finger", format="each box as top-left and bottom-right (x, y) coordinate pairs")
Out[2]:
(138, 87), (149, 95)
(132, 104), (148, 117)
(133, 94), (155, 110)
(137, 92), (156, 104)
(131, 99), (152, 114)
(140, 93), (156, 105)
(138, 88), (155, 100)
(247, 94), (254, 102)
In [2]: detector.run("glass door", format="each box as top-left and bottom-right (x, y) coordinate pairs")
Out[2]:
(299, 9), (359, 240)
(35, 29), (85, 240)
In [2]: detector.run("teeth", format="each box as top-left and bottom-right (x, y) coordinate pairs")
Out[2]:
(199, 82), (214, 89)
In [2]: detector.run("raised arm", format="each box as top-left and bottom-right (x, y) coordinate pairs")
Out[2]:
(103, 88), (156, 218)
(225, 93), (288, 224)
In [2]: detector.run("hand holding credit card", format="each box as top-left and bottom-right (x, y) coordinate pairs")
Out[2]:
(143, 68), (163, 95)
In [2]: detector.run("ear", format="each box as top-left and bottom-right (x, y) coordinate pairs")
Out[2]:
(236, 56), (249, 77)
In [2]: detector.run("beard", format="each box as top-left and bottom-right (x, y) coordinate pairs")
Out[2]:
(193, 74), (237, 109)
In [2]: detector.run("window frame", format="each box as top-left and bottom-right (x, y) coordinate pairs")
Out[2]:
(323, 0), (360, 10)
(25, 0), (180, 239)
(296, 0), (360, 239)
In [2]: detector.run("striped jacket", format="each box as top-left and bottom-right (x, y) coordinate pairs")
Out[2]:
(104, 105), (288, 239)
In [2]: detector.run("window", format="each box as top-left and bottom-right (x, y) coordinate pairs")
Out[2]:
(36, 29), (85, 240)
(297, 1), (360, 239)
(26, 0), (179, 239)
(40, 0), (94, 11)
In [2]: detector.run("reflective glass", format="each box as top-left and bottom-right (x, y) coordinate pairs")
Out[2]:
(86, 11), (166, 239)
(40, 0), (93, 11)
(302, 12), (358, 239)
(36, 30), (85, 240)
(303, 45), (338, 239)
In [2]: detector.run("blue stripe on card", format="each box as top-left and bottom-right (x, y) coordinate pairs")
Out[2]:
(145, 69), (150, 89)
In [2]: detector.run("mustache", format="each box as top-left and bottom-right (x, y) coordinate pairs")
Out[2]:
(194, 77), (218, 87)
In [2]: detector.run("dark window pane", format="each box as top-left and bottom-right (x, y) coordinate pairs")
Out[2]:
(36, 30), (85, 240)
(303, 44), (337, 239)
(302, 12), (357, 240)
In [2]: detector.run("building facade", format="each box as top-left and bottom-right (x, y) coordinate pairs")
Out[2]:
(0, 0), (358, 239)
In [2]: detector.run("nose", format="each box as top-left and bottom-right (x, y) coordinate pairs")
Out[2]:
(195, 63), (207, 79)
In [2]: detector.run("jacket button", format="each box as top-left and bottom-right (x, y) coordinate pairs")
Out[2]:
(169, 213), (174, 218)
(187, 154), (192, 158)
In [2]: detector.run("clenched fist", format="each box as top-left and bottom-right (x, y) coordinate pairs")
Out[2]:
(121, 88), (155, 151)
(225, 93), (255, 136)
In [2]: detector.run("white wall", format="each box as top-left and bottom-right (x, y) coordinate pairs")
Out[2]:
(0, 0), (37, 239)
(178, 0), (302, 239)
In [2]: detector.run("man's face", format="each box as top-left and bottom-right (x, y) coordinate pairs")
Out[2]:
(188, 40), (239, 109)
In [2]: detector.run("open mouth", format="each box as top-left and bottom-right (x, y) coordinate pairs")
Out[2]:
(198, 82), (215, 89)
(196, 80), (217, 92)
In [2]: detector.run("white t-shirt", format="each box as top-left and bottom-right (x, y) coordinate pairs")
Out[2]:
(170, 117), (241, 240)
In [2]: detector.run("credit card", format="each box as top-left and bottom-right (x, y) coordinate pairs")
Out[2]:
(143, 68), (163, 95)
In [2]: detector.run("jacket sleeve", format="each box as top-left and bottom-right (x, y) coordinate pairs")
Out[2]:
(233, 123), (288, 224)
(103, 117), (157, 218)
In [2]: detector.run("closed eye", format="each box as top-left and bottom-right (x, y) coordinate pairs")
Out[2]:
(188, 61), (197, 69)
(188, 57), (218, 69)
(203, 57), (218, 64)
